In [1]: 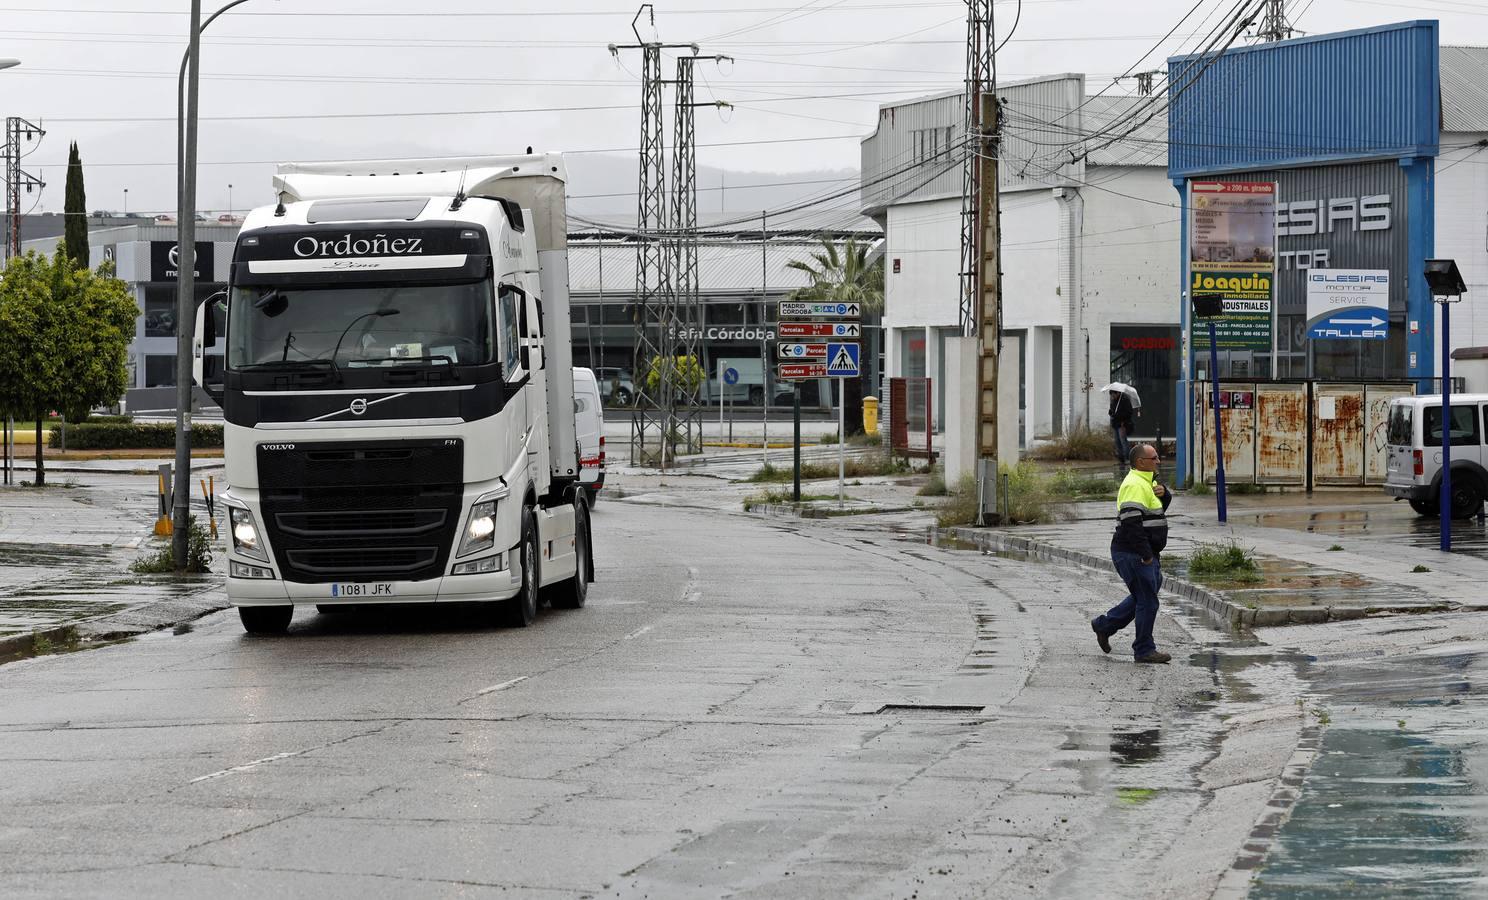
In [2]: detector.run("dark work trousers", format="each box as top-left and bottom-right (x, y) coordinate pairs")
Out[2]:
(1112, 423), (1131, 469)
(1094, 550), (1162, 658)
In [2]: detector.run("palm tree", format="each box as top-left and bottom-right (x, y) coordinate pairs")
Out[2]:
(785, 236), (884, 435)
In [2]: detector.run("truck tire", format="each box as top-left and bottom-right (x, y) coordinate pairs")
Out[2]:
(1408, 498), (1439, 517)
(585, 486), (599, 508)
(749, 386), (764, 406)
(613, 387), (633, 407)
(239, 605), (292, 635)
(500, 509), (539, 628)
(547, 498), (590, 610)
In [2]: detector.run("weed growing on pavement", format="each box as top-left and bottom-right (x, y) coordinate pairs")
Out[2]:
(1312, 706), (1332, 725)
(1188, 479), (1212, 495)
(1328, 544), (1344, 551)
(130, 519), (214, 574)
(848, 431), (882, 447)
(818, 432), (838, 445)
(918, 468), (948, 497)
(1046, 470), (1119, 500)
(1186, 540), (1263, 583)
(1397, 719), (1407, 729)
(30, 633), (53, 655)
(936, 463), (1072, 527)
(28, 626), (79, 657)
(1028, 424), (1111, 462)
(743, 452), (909, 484)
(1228, 482), (1268, 495)
(743, 490), (839, 511)
(1115, 787), (1159, 806)
(1412, 564), (1431, 573)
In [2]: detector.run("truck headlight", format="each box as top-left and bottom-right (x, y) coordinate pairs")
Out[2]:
(229, 506), (268, 562)
(459, 501), (497, 557)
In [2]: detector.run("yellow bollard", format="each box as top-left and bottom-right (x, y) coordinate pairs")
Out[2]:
(153, 469), (173, 536)
(862, 396), (880, 434)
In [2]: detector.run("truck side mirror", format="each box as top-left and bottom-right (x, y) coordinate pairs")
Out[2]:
(201, 291), (227, 348)
(193, 292), (227, 406)
(518, 296), (531, 372)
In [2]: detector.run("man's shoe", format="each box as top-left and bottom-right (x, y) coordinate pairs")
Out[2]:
(1135, 651), (1172, 664)
(1091, 619), (1111, 654)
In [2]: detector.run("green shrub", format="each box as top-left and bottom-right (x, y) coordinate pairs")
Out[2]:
(1228, 482), (1268, 495)
(936, 462), (1071, 527)
(130, 519), (215, 574)
(918, 468), (948, 497)
(1187, 540), (1262, 583)
(1189, 479), (1213, 495)
(818, 432), (839, 445)
(50, 423), (223, 450)
(849, 431), (883, 447)
(1046, 470), (1118, 500)
(1027, 424), (1112, 462)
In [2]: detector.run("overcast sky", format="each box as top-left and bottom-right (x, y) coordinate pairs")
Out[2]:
(2, 0), (1485, 220)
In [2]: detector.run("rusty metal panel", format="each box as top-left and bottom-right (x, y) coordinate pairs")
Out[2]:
(1313, 384), (1365, 484)
(1197, 383), (1257, 483)
(1256, 385), (1306, 484)
(1364, 384), (1415, 483)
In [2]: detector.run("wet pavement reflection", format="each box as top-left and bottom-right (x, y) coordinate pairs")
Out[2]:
(1241, 502), (1488, 556)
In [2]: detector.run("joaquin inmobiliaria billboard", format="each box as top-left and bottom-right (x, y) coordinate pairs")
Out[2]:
(1188, 180), (1276, 351)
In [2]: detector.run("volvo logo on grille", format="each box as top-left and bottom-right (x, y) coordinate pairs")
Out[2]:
(349, 398), (368, 416)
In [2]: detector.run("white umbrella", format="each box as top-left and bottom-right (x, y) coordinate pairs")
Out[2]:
(1101, 382), (1142, 408)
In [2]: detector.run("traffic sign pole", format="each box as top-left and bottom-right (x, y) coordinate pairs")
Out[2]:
(719, 360), (725, 444)
(793, 385), (801, 503)
(838, 377), (845, 506)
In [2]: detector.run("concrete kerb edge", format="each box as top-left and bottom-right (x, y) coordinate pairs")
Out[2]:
(0, 578), (228, 666)
(944, 526), (1250, 630)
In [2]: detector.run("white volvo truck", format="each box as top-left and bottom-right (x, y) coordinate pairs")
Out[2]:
(195, 154), (592, 634)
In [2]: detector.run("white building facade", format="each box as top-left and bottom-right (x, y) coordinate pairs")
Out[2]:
(861, 75), (1180, 447)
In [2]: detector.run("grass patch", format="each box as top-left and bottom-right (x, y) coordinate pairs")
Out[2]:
(918, 468), (948, 497)
(1027, 424), (1112, 462)
(1188, 479), (1213, 495)
(743, 489), (839, 511)
(130, 519), (214, 574)
(1046, 470), (1118, 501)
(1186, 540), (1263, 584)
(29, 626), (80, 657)
(818, 432), (838, 445)
(848, 431), (882, 447)
(1327, 544), (1344, 552)
(743, 451), (909, 483)
(1227, 482), (1268, 495)
(1411, 564), (1431, 573)
(935, 462), (1073, 527)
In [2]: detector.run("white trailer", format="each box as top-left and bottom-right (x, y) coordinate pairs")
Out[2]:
(195, 154), (592, 633)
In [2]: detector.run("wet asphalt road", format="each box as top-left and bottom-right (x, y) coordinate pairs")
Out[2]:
(0, 494), (1295, 899)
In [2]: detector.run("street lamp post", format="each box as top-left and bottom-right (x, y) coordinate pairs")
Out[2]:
(1425, 259), (1468, 553)
(123, 188), (128, 215)
(172, 0), (262, 568)
(0, 59), (17, 488)
(227, 183), (233, 219)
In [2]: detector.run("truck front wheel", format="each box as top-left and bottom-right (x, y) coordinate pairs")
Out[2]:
(239, 605), (292, 635)
(499, 509), (539, 628)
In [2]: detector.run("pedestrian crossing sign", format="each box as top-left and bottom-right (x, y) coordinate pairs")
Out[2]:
(825, 342), (860, 377)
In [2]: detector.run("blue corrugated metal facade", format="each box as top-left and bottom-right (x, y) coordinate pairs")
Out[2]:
(1168, 21), (1442, 486)
(1168, 21), (1440, 177)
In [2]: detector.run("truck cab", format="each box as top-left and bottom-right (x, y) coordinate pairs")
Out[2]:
(197, 155), (592, 633)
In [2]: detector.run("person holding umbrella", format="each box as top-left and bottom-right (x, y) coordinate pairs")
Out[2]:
(1104, 382), (1140, 472)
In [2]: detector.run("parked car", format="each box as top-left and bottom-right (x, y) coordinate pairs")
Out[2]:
(1383, 393), (1488, 517)
(573, 367), (606, 506)
(594, 366), (635, 407)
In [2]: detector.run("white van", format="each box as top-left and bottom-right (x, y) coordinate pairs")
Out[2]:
(573, 367), (606, 506)
(1383, 393), (1488, 517)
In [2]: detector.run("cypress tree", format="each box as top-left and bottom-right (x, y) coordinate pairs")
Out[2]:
(62, 142), (89, 270)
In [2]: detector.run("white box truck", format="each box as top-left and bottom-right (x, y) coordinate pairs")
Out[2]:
(195, 153), (593, 634)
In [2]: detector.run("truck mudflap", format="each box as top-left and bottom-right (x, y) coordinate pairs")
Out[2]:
(534, 501), (579, 588)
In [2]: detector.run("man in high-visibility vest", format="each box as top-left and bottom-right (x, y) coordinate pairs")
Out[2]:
(1091, 443), (1173, 664)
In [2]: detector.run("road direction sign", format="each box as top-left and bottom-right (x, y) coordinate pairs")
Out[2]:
(826, 342), (860, 377)
(776, 342), (827, 360)
(779, 301), (860, 319)
(777, 363), (826, 380)
(778, 321), (861, 338)
(723, 367), (739, 385)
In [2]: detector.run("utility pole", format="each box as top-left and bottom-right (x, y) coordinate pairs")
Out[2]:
(3, 117), (46, 262)
(610, 5), (698, 469)
(960, 0), (1001, 524)
(669, 52), (730, 463)
(1257, 0), (1293, 42)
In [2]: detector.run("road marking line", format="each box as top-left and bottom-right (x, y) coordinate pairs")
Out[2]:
(474, 675), (529, 696)
(190, 750), (304, 784)
(624, 624), (654, 640)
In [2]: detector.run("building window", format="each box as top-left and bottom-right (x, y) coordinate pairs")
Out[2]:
(1110, 326), (1180, 439)
(145, 355), (176, 387)
(144, 286), (176, 337)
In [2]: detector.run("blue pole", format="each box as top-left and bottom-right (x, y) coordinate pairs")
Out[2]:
(1209, 320), (1227, 523)
(1440, 300), (1452, 552)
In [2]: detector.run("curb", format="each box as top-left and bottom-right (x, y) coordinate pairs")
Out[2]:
(939, 527), (1422, 630)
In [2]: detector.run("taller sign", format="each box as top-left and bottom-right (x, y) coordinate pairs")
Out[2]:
(1188, 181), (1276, 351)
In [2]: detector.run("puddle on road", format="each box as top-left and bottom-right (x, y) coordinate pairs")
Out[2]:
(1168, 554), (1427, 610)
(1248, 647), (1488, 897)
(1242, 506), (1488, 556)
(0, 543), (113, 567)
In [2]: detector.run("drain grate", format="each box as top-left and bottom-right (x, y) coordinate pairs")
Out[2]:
(872, 704), (986, 716)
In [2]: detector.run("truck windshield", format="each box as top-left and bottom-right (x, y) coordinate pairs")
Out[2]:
(227, 280), (494, 370)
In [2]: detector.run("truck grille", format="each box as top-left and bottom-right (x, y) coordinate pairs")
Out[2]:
(257, 439), (463, 583)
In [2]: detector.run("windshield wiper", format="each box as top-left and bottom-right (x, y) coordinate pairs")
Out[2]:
(348, 354), (456, 368)
(238, 358), (337, 372)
